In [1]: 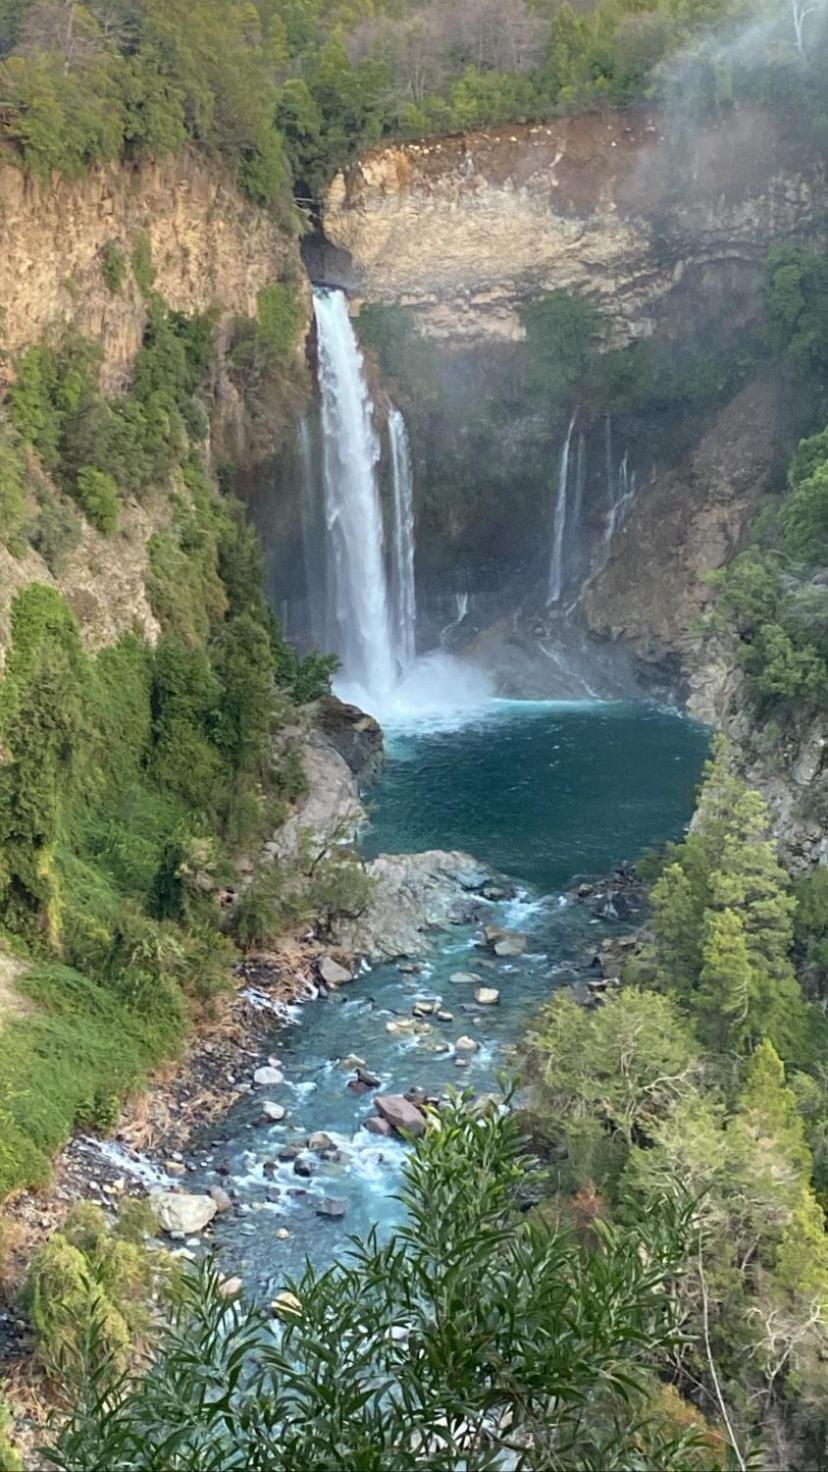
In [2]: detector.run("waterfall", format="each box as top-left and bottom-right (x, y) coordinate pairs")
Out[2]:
(297, 417), (328, 651)
(547, 412), (577, 606)
(313, 287), (396, 701)
(598, 445), (637, 574)
(388, 405), (417, 670)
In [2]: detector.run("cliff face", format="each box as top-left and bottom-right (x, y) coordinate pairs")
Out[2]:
(0, 153), (310, 666)
(0, 151), (299, 390)
(324, 107), (824, 341)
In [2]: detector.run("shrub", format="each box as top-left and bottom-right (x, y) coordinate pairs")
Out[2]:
(74, 466), (120, 534)
(130, 232), (156, 297)
(100, 242), (126, 295)
(30, 488), (82, 573)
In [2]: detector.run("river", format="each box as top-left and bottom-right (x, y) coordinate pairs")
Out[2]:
(186, 698), (709, 1299)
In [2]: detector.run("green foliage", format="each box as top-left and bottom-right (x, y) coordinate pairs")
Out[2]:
(763, 247), (828, 376)
(47, 1098), (712, 1472)
(0, 424), (28, 554)
(255, 282), (304, 365)
(100, 241), (126, 295)
(520, 291), (604, 408)
(74, 465), (120, 534)
(650, 737), (812, 1060)
(130, 232), (156, 297)
(30, 486), (82, 573)
(23, 1200), (155, 1379)
(0, 1393), (21, 1471)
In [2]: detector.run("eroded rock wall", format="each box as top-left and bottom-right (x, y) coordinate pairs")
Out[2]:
(324, 106), (824, 342)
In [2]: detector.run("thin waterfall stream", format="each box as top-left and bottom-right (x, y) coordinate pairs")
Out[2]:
(548, 413), (577, 605)
(388, 404), (417, 672)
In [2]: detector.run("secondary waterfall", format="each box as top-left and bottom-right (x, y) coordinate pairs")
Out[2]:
(598, 442), (637, 573)
(388, 405), (417, 670)
(314, 288), (396, 700)
(547, 413), (577, 605)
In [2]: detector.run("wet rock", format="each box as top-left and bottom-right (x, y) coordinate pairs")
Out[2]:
(451, 862), (490, 891)
(210, 1186), (233, 1213)
(293, 1158), (314, 1178)
(493, 934), (527, 958)
(260, 1101), (287, 1123)
(412, 999), (438, 1017)
(340, 1054), (366, 1071)
(150, 1191), (217, 1236)
(577, 882), (595, 898)
(450, 971), (481, 986)
(316, 1197), (347, 1219)
(165, 1160), (186, 1177)
(475, 987), (500, 1006)
(364, 1116), (393, 1137)
(272, 1291), (302, 1317)
(276, 1228), (291, 1240)
(455, 1035), (480, 1053)
(348, 1078), (372, 1096)
(357, 1067), (381, 1088)
(436, 1009), (454, 1023)
(308, 1132), (335, 1153)
(386, 1018), (417, 1036)
(253, 1066), (284, 1087)
(397, 961), (420, 974)
(318, 956), (353, 987)
(266, 1186), (282, 1203)
(374, 1094), (427, 1138)
(219, 1276), (243, 1299)
(455, 1057), (470, 1069)
(278, 1146), (302, 1162)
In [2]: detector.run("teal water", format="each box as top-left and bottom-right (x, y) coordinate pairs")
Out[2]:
(188, 701), (709, 1294)
(365, 700), (710, 891)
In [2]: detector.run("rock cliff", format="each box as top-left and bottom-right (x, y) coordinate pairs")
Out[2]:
(0, 151), (302, 392)
(323, 106), (824, 342)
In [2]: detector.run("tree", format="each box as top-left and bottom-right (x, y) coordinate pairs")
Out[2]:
(47, 1098), (712, 1472)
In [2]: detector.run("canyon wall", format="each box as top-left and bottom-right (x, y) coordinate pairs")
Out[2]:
(323, 106), (824, 342)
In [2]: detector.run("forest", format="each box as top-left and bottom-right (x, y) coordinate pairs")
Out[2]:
(0, 0), (823, 203)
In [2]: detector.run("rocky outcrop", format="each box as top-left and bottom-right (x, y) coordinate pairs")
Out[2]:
(0, 151), (305, 394)
(324, 107), (825, 342)
(331, 850), (493, 962)
(583, 377), (787, 713)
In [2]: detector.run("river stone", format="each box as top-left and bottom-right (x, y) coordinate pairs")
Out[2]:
(219, 1276), (243, 1299)
(318, 956), (353, 986)
(316, 1197), (347, 1219)
(253, 1066), (285, 1087)
(386, 1018), (417, 1036)
(436, 1009), (454, 1023)
(357, 1067), (381, 1087)
(364, 1116), (393, 1137)
(455, 1035), (480, 1053)
(450, 971), (481, 985)
(475, 987), (500, 1006)
(210, 1186), (233, 1213)
(261, 1101), (286, 1123)
(374, 1094), (427, 1138)
(272, 1291), (302, 1317)
(494, 934), (527, 958)
(340, 1054), (366, 1071)
(308, 1132), (335, 1153)
(150, 1191), (217, 1236)
(293, 1158), (314, 1178)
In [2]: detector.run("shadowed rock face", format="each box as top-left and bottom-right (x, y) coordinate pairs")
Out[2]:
(323, 106), (825, 343)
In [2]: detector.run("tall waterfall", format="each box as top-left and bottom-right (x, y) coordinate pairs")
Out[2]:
(548, 413), (577, 605)
(314, 288), (396, 700)
(388, 405), (417, 670)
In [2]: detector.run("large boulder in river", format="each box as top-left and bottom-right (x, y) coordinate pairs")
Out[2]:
(330, 851), (495, 963)
(150, 1191), (217, 1235)
(318, 955), (353, 986)
(374, 1094), (427, 1138)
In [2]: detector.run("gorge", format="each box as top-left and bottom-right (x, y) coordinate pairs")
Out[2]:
(1, 0), (828, 1465)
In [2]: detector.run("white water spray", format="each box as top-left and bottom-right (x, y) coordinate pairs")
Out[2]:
(314, 288), (396, 700)
(598, 447), (637, 572)
(388, 405), (417, 671)
(548, 413), (577, 605)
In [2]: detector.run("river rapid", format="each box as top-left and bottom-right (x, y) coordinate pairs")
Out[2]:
(182, 698), (709, 1299)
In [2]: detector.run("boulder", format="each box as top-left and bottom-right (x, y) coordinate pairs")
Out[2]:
(150, 1191), (217, 1236)
(450, 972), (481, 986)
(318, 956), (353, 987)
(316, 1197), (347, 1219)
(475, 987), (500, 1006)
(293, 1159), (314, 1178)
(340, 1054), (366, 1071)
(374, 1094), (427, 1138)
(209, 1186), (233, 1213)
(271, 1291), (302, 1317)
(261, 1101), (287, 1123)
(364, 1115), (393, 1137)
(253, 1066), (284, 1087)
(357, 1067), (381, 1088)
(436, 1009), (454, 1023)
(454, 1035), (480, 1053)
(219, 1276), (243, 1299)
(348, 1078), (372, 1096)
(308, 1132), (335, 1153)
(493, 934), (527, 958)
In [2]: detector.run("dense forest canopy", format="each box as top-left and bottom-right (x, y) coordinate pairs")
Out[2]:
(0, 0), (824, 202)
